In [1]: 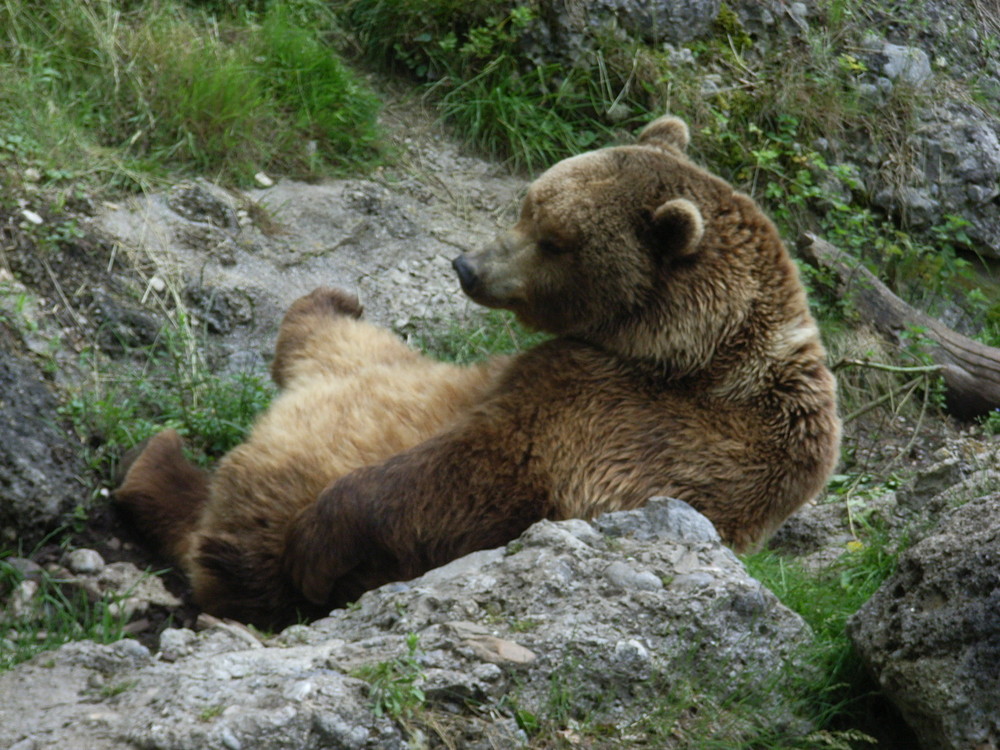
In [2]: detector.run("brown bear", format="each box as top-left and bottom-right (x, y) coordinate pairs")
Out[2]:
(116, 115), (841, 628)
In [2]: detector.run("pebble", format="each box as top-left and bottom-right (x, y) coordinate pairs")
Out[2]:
(66, 548), (105, 574)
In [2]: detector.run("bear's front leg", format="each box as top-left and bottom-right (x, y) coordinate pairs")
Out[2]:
(282, 423), (552, 610)
(282, 476), (376, 607)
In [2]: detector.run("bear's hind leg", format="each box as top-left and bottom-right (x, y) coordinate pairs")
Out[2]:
(271, 286), (423, 389)
(114, 429), (209, 563)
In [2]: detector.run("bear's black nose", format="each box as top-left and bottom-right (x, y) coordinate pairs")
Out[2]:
(452, 255), (479, 294)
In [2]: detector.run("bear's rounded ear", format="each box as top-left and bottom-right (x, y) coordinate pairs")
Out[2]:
(638, 116), (690, 152)
(652, 198), (704, 256)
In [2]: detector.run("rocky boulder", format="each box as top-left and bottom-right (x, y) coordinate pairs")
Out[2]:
(0, 342), (87, 548)
(849, 493), (1000, 750)
(0, 499), (816, 749)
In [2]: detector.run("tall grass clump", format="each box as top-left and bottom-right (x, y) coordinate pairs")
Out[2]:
(0, 0), (382, 187)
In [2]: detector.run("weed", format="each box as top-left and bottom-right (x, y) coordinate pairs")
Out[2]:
(198, 704), (226, 721)
(353, 632), (426, 720)
(100, 679), (138, 698)
(509, 618), (540, 633)
(983, 409), (1000, 435)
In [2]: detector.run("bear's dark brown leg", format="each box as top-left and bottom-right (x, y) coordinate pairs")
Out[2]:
(114, 429), (210, 563)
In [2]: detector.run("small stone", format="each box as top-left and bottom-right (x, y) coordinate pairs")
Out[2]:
(148, 276), (167, 294)
(882, 43), (932, 87)
(9, 579), (39, 618)
(284, 680), (314, 702)
(23, 168), (42, 183)
(3, 557), (42, 581)
(613, 638), (651, 678)
(472, 662), (503, 682)
(66, 548), (105, 574)
(107, 596), (145, 620)
(219, 725), (243, 750)
(159, 628), (198, 661)
(254, 172), (274, 188)
(464, 636), (536, 665)
(671, 571), (716, 589)
(21, 209), (43, 225)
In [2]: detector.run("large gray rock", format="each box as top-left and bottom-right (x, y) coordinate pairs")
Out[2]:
(849, 493), (1000, 750)
(599, 0), (722, 44)
(0, 345), (86, 547)
(868, 100), (1000, 257)
(0, 499), (815, 749)
(520, 0), (721, 71)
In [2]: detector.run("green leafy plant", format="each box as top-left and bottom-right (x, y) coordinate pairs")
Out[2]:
(353, 632), (426, 719)
(983, 409), (1000, 435)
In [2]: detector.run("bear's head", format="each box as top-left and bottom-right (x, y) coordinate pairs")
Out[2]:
(452, 115), (793, 374)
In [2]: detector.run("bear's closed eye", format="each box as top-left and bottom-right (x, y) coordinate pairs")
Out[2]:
(538, 239), (568, 256)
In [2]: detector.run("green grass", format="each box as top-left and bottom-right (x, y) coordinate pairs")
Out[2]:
(742, 520), (903, 746)
(0, 557), (131, 672)
(414, 309), (549, 364)
(61, 314), (275, 477)
(0, 0), (383, 188)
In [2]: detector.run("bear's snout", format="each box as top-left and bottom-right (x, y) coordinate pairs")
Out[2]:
(452, 254), (479, 295)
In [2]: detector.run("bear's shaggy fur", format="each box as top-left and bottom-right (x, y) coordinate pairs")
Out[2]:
(116, 116), (840, 628)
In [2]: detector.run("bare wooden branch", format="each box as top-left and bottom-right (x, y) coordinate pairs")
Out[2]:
(798, 232), (1000, 419)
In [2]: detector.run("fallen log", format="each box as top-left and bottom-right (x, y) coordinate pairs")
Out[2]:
(797, 232), (1000, 419)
